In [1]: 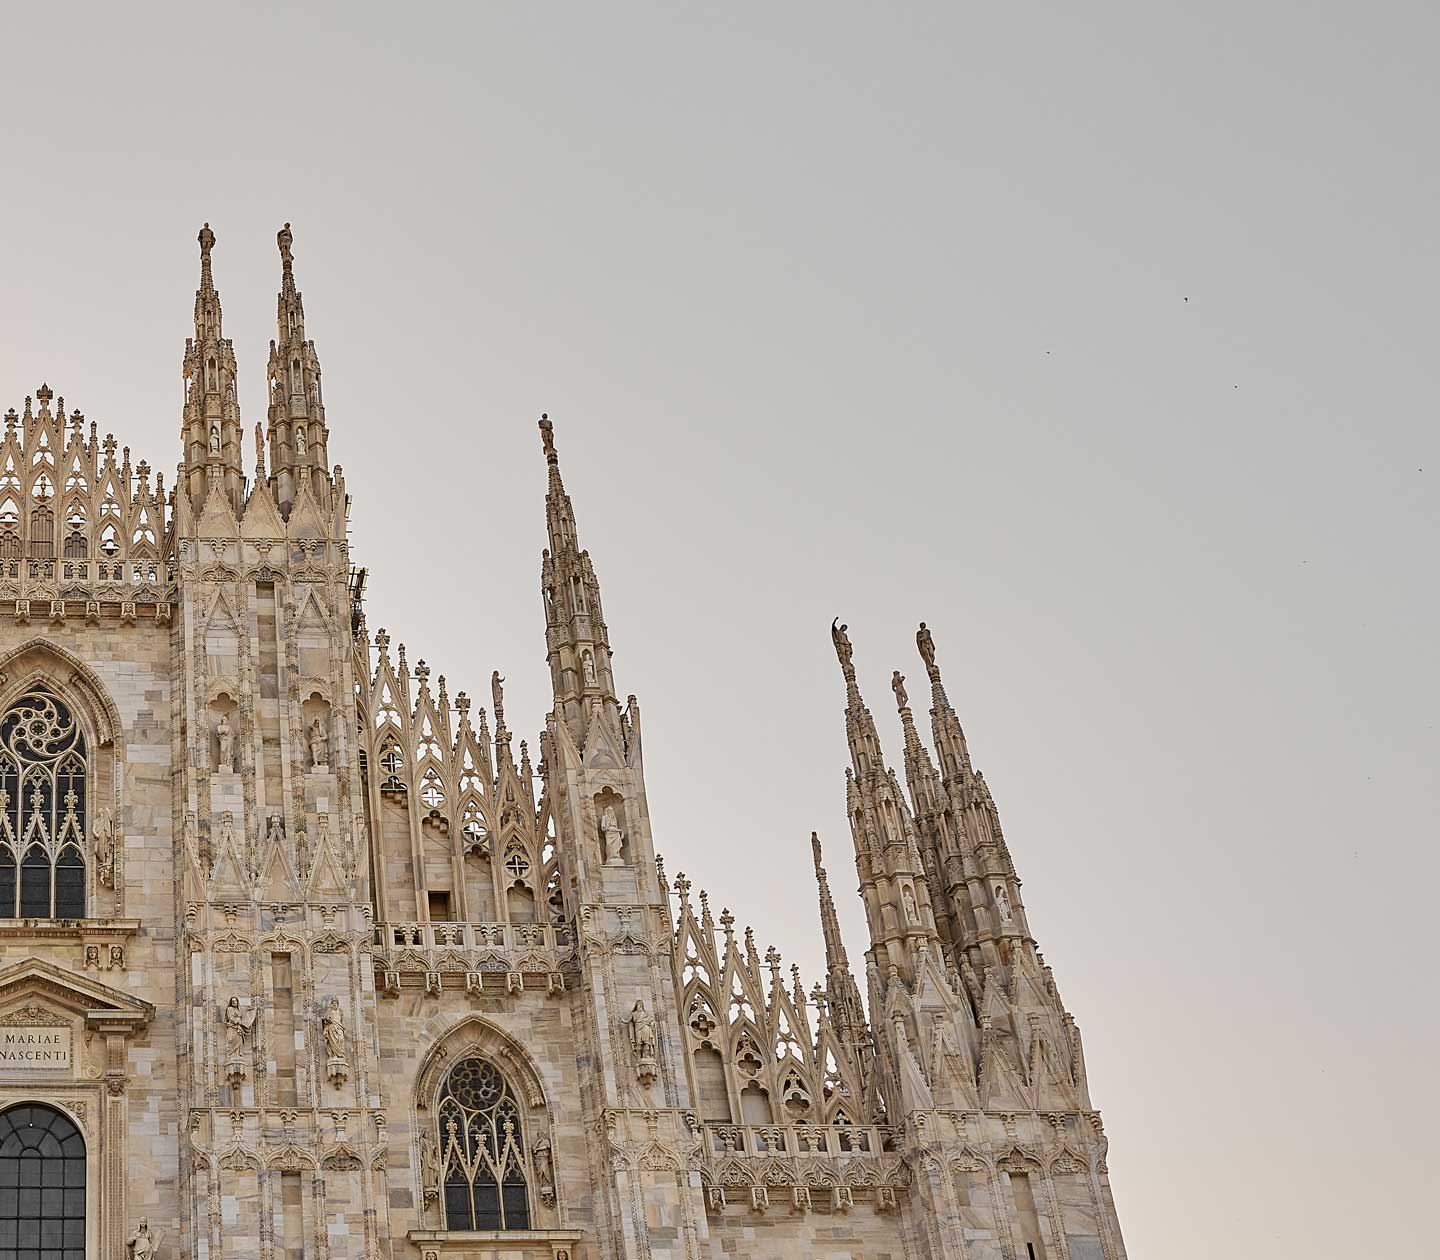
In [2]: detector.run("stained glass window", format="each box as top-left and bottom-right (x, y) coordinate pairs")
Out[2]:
(438, 1058), (530, 1231)
(0, 1104), (85, 1260)
(0, 691), (88, 920)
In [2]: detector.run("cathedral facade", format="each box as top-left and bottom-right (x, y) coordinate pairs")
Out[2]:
(0, 226), (1127, 1260)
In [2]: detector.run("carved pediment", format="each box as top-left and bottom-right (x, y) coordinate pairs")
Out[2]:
(0, 957), (153, 1033)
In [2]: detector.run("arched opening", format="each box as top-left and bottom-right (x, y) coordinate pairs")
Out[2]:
(437, 1058), (531, 1232)
(0, 1103), (85, 1258)
(0, 689), (88, 919)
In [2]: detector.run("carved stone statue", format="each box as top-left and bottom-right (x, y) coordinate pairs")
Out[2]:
(533, 1135), (556, 1206)
(891, 670), (908, 709)
(600, 803), (624, 866)
(214, 713), (234, 771)
(93, 812), (115, 888)
(582, 650), (597, 686)
(420, 1129), (440, 1204)
(208, 423), (221, 456)
(993, 883), (1014, 923)
(308, 716), (328, 769)
(127, 1217), (157, 1260)
(266, 813), (285, 845)
(627, 998), (658, 1086)
(902, 885), (918, 924)
(830, 618), (853, 669)
(917, 621), (936, 670)
(322, 997), (349, 1085)
(223, 996), (256, 1083)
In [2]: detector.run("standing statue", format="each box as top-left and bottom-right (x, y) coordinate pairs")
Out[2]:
(582, 650), (597, 686)
(917, 621), (936, 670)
(208, 423), (221, 456)
(600, 803), (624, 866)
(322, 997), (349, 1085)
(993, 883), (1014, 923)
(127, 1217), (158, 1260)
(308, 716), (328, 769)
(419, 1129), (441, 1205)
(533, 1135), (556, 1205)
(891, 670), (908, 709)
(223, 996), (257, 1084)
(830, 618), (853, 669)
(627, 998), (658, 1086)
(902, 885), (919, 924)
(93, 812), (115, 888)
(215, 713), (234, 771)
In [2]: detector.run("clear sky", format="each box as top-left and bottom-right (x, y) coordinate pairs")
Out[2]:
(1, 4), (1435, 1256)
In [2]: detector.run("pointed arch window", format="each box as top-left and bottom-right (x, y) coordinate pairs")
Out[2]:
(437, 1058), (531, 1231)
(0, 690), (88, 919)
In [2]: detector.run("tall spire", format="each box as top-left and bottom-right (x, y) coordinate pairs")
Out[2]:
(180, 223), (245, 513)
(831, 621), (940, 986)
(918, 621), (972, 781)
(265, 222), (331, 515)
(811, 830), (871, 1085)
(539, 415), (617, 744)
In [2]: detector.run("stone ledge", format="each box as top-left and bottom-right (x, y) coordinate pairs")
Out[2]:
(407, 1227), (584, 1259)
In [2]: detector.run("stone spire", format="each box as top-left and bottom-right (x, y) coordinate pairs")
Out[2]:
(265, 222), (331, 515)
(180, 223), (245, 513)
(539, 415), (617, 745)
(894, 668), (960, 955)
(831, 621), (940, 986)
(811, 831), (870, 1075)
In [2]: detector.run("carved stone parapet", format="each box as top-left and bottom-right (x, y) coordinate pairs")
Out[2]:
(372, 920), (578, 996)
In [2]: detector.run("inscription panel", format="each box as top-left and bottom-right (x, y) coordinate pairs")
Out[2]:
(0, 1026), (72, 1071)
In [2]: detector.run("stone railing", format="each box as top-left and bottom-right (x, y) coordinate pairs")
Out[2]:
(373, 920), (576, 997)
(0, 557), (173, 622)
(702, 1122), (897, 1157)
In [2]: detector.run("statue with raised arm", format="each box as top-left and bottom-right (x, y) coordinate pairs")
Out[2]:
(831, 618), (853, 669)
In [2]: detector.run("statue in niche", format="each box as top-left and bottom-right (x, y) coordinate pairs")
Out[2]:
(127, 1217), (159, 1260)
(902, 885), (918, 924)
(223, 996), (256, 1083)
(295, 424), (306, 457)
(214, 712), (234, 771)
(208, 424), (221, 456)
(917, 621), (936, 670)
(994, 883), (1014, 923)
(308, 715), (328, 769)
(892, 670), (908, 709)
(321, 997), (349, 1085)
(93, 812), (115, 888)
(626, 998), (658, 1086)
(533, 1135), (556, 1206)
(582, 650), (597, 686)
(600, 803), (625, 867)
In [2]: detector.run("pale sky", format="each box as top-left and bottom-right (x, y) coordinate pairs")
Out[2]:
(2, 4), (1435, 1256)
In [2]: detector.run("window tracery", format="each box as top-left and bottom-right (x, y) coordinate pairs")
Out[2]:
(437, 1058), (532, 1231)
(0, 689), (88, 919)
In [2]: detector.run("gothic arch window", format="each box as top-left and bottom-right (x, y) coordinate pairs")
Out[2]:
(0, 1103), (86, 1259)
(0, 690), (88, 919)
(437, 1058), (531, 1232)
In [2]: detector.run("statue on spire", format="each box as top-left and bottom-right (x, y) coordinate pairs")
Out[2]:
(917, 621), (936, 670)
(831, 618), (853, 670)
(198, 222), (215, 258)
(891, 670), (908, 710)
(277, 221), (294, 269)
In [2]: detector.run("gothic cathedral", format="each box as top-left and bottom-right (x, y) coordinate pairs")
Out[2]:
(0, 226), (1127, 1260)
